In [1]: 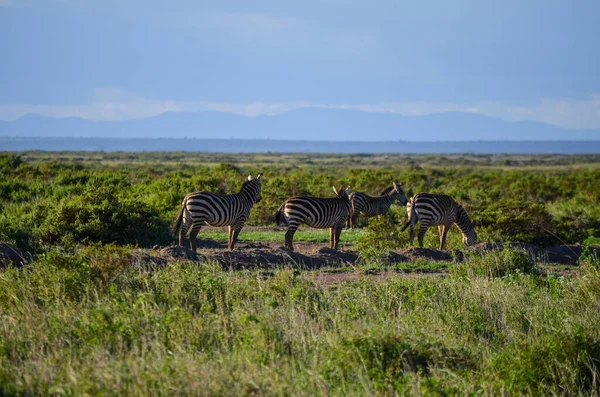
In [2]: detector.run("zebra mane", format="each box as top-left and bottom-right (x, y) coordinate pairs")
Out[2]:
(455, 203), (474, 231)
(378, 186), (395, 196)
(239, 177), (261, 195)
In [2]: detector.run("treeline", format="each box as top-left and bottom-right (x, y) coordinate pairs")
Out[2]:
(1, 152), (600, 252)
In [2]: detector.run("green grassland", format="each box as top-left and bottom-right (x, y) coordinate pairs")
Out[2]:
(1, 152), (600, 395)
(1, 245), (599, 395)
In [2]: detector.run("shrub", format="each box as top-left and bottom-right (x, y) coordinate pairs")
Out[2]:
(0, 153), (22, 173)
(37, 186), (171, 247)
(355, 216), (408, 265)
(477, 200), (556, 246)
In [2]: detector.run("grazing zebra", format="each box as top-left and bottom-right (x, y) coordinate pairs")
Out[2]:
(346, 182), (408, 228)
(275, 186), (352, 252)
(174, 173), (263, 250)
(400, 192), (477, 250)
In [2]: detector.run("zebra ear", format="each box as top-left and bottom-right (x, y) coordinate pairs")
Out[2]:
(256, 173), (263, 181)
(332, 186), (339, 195)
(393, 182), (398, 190)
(248, 175), (254, 181)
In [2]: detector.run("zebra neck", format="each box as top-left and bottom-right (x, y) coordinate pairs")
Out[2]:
(238, 188), (256, 206)
(383, 193), (395, 204)
(340, 197), (351, 210)
(454, 207), (473, 236)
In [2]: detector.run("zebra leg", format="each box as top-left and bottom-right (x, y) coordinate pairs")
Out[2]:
(438, 225), (445, 250)
(349, 211), (359, 229)
(439, 223), (451, 250)
(329, 227), (334, 249)
(417, 222), (429, 248)
(285, 223), (298, 251)
(178, 219), (189, 248)
(229, 223), (244, 250)
(409, 223), (415, 246)
(333, 223), (344, 250)
(189, 223), (202, 251)
(227, 225), (234, 249)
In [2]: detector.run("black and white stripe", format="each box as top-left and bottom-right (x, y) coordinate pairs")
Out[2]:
(174, 173), (263, 250)
(347, 182), (408, 228)
(401, 192), (477, 250)
(275, 186), (352, 251)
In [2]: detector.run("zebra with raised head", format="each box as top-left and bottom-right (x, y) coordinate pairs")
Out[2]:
(174, 173), (263, 251)
(346, 182), (408, 228)
(400, 192), (477, 250)
(275, 185), (352, 252)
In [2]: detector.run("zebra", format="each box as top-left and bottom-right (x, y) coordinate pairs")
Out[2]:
(275, 186), (352, 252)
(346, 182), (408, 228)
(400, 192), (477, 250)
(173, 173), (263, 251)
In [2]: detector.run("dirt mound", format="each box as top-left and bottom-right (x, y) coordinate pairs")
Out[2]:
(201, 247), (358, 270)
(397, 247), (454, 262)
(465, 242), (599, 265)
(312, 247), (359, 263)
(158, 245), (204, 261)
(131, 249), (168, 269)
(143, 241), (598, 270)
(387, 251), (411, 263)
(0, 242), (32, 268)
(543, 244), (600, 264)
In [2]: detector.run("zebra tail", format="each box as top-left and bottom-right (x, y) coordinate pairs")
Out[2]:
(400, 219), (411, 232)
(275, 203), (286, 226)
(173, 201), (185, 234)
(400, 198), (415, 232)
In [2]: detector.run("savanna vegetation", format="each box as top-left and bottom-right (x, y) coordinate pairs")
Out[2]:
(1, 151), (600, 395)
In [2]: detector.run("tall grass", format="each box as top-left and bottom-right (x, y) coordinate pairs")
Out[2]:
(1, 245), (599, 395)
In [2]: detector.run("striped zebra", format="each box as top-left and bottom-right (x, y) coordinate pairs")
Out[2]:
(400, 192), (477, 250)
(346, 182), (408, 228)
(174, 173), (263, 250)
(275, 186), (352, 252)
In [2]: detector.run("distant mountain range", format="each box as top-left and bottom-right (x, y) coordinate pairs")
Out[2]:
(1, 108), (599, 141)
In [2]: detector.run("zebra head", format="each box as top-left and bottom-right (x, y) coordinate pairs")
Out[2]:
(244, 173), (264, 203)
(392, 182), (409, 205)
(332, 185), (352, 200)
(462, 220), (478, 247)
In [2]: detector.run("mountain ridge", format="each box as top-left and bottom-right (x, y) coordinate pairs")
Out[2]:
(1, 108), (599, 141)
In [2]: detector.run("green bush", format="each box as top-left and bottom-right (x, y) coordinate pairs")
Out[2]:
(355, 216), (408, 264)
(0, 153), (22, 172)
(477, 200), (556, 246)
(37, 186), (171, 247)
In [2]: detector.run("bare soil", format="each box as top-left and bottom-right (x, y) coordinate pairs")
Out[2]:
(3, 238), (598, 285)
(155, 239), (600, 270)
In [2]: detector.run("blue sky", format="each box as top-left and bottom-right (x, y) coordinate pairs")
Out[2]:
(1, 0), (599, 129)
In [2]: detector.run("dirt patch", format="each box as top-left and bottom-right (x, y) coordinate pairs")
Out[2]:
(203, 245), (360, 270)
(465, 242), (599, 265)
(158, 245), (205, 261)
(137, 241), (598, 270)
(544, 244), (600, 264)
(0, 242), (32, 268)
(131, 249), (168, 269)
(387, 251), (411, 263)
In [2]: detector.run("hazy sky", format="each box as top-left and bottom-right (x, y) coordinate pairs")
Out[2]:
(1, 0), (599, 129)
